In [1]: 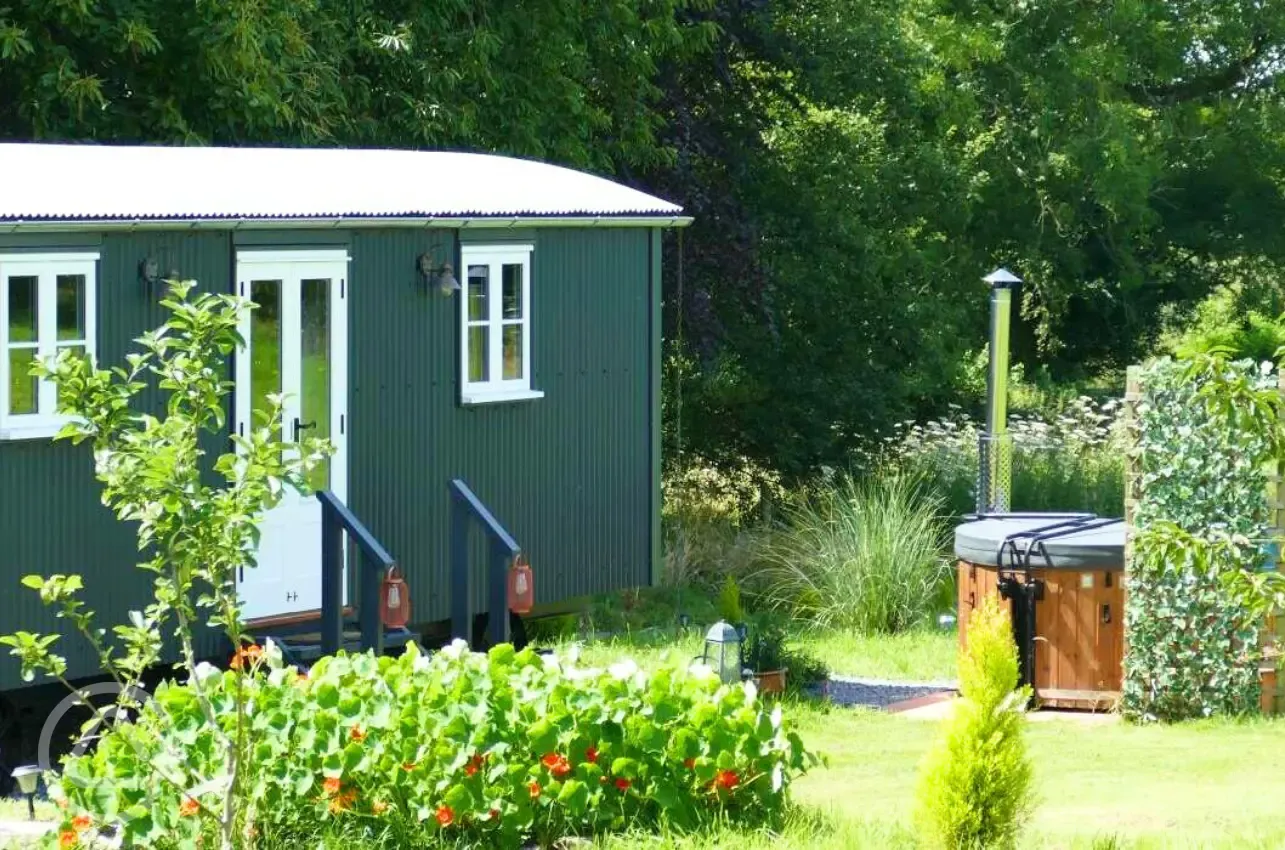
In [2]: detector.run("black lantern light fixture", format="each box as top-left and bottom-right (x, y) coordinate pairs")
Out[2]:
(700, 620), (746, 685)
(10, 765), (42, 820)
(417, 253), (460, 295)
(139, 256), (160, 291)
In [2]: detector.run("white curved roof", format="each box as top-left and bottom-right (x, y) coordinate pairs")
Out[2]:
(0, 143), (683, 223)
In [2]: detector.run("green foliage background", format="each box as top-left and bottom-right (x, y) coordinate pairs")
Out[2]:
(1123, 358), (1271, 721)
(3, 1), (1285, 476)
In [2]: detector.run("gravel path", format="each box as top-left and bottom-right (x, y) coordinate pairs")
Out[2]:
(808, 675), (958, 709)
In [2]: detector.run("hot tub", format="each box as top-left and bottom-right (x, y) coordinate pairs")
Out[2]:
(954, 513), (1125, 710)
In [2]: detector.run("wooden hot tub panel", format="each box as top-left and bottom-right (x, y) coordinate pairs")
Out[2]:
(957, 561), (1124, 709)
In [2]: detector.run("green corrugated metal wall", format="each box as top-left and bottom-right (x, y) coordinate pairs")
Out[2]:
(0, 226), (658, 690)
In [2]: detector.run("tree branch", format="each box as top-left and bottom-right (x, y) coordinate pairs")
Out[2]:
(1126, 32), (1277, 105)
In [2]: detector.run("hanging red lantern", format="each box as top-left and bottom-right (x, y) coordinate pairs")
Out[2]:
(508, 554), (535, 614)
(380, 565), (411, 628)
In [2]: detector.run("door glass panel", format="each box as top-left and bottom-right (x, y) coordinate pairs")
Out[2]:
(249, 280), (282, 436)
(7, 275), (37, 343)
(502, 325), (523, 380)
(6, 347), (36, 415)
(300, 278), (331, 491)
(467, 265), (488, 321)
(502, 264), (523, 319)
(468, 327), (488, 382)
(56, 274), (86, 341)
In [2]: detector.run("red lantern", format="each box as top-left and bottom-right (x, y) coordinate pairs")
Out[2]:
(380, 565), (411, 628)
(508, 554), (535, 614)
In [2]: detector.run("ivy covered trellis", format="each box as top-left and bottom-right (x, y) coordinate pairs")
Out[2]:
(1123, 356), (1285, 722)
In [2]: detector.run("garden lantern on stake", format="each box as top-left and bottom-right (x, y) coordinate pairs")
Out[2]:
(10, 765), (41, 820)
(379, 565), (411, 629)
(701, 621), (745, 684)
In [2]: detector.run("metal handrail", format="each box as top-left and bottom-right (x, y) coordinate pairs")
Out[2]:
(449, 478), (521, 648)
(317, 490), (396, 657)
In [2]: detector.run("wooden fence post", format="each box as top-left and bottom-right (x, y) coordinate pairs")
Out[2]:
(1123, 366), (1142, 571)
(1121, 365), (1142, 702)
(1264, 370), (1285, 713)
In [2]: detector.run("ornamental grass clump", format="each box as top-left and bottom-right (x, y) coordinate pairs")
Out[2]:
(752, 470), (948, 633)
(915, 597), (1033, 850)
(50, 641), (818, 849)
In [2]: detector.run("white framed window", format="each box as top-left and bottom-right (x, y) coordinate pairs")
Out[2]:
(459, 243), (543, 404)
(0, 252), (98, 439)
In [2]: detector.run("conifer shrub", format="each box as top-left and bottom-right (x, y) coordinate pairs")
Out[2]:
(914, 597), (1034, 850)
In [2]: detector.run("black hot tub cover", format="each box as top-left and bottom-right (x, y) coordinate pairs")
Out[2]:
(954, 513), (1125, 570)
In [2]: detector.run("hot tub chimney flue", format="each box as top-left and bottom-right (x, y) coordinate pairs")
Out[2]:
(979, 268), (1022, 515)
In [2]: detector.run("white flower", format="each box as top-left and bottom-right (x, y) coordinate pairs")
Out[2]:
(609, 659), (639, 680)
(440, 638), (469, 660)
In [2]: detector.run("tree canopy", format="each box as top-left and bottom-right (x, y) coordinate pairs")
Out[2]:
(3, 0), (1283, 476)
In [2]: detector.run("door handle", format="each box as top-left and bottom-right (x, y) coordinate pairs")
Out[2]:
(292, 418), (317, 440)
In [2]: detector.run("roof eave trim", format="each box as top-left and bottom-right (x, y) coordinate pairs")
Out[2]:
(0, 214), (694, 232)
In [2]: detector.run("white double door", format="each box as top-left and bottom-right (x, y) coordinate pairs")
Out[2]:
(234, 250), (349, 622)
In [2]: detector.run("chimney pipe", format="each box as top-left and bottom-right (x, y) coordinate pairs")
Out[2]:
(979, 268), (1021, 515)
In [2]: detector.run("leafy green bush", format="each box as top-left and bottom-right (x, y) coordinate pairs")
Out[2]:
(750, 471), (948, 633)
(884, 397), (1124, 519)
(1124, 357), (1272, 722)
(1159, 280), (1285, 364)
(915, 596), (1033, 850)
(51, 641), (817, 849)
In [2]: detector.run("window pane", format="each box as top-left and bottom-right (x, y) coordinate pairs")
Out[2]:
(6, 347), (36, 415)
(468, 265), (488, 322)
(250, 280), (282, 434)
(468, 327), (488, 383)
(502, 325), (523, 380)
(56, 274), (86, 341)
(300, 278), (331, 490)
(55, 345), (86, 407)
(502, 264), (523, 319)
(7, 275), (37, 343)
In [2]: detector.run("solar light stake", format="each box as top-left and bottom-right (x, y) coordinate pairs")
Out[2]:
(979, 268), (1021, 515)
(10, 765), (41, 820)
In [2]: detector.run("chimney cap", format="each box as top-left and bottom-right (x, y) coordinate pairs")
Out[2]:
(984, 267), (1022, 288)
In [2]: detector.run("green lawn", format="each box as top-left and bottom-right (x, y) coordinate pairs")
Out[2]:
(595, 706), (1285, 850)
(552, 628), (959, 683)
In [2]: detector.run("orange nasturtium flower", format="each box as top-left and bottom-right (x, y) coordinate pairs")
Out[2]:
(229, 644), (263, 670)
(528, 781), (542, 799)
(58, 830), (78, 850)
(401, 762), (417, 772)
(71, 814), (92, 831)
(541, 753), (571, 778)
(349, 725), (366, 743)
(329, 788), (358, 814)
(614, 778), (631, 791)
(465, 753), (484, 777)
(436, 805), (455, 827)
(179, 797), (200, 817)
(585, 745), (599, 764)
(715, 769), (740, 791)
(322, 777), (342, 796)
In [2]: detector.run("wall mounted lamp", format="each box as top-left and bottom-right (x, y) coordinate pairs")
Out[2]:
(139, 257), (160, 290)
(417, 253), (460, 295)
(139, 256), (180, 294)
